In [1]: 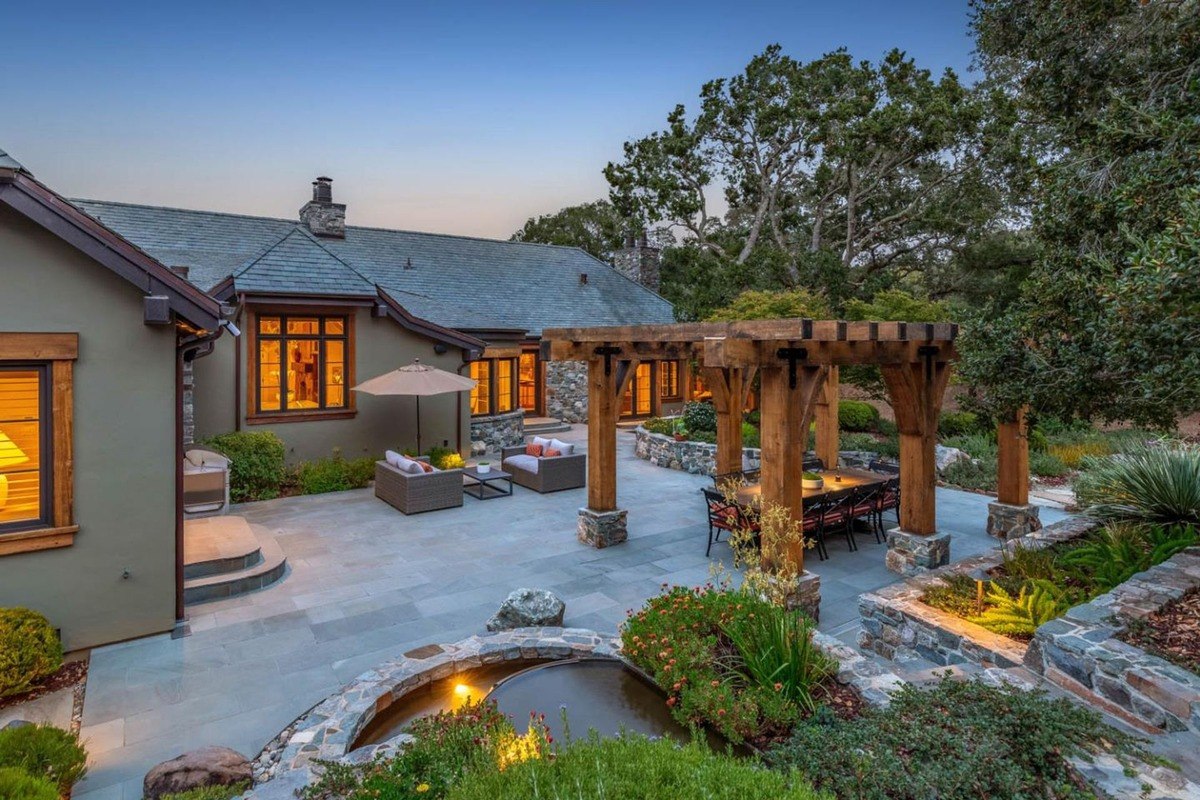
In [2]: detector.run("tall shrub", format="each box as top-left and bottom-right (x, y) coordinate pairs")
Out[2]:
(0, 724), (88, 794)
(0, 609), (62, 698)
(205, 431), (287, 501)
(837, 400), (879, 432)
(1073, 445), (1200, 525)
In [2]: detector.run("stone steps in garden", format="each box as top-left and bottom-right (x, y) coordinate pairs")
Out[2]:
(525, 416), (572, 435)
(184, 536), (287, 605)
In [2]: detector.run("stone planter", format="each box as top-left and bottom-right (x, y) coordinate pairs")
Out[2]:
(632, 425), (760, 476)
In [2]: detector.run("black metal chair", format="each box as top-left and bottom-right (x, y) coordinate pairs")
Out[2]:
(800, 493), (839, 561)
(712, 468), (760, 488)
(820, 487), (859, 553)
(849, 481), (887, 543)
(874, 476), (901, 535)
(701, 487), (757, 557)
(802, 455), (825, 472)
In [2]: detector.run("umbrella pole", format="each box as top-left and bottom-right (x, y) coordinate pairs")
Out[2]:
(416, 396), (422, 456)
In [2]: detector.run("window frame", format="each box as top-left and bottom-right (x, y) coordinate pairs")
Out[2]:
(0, 333), (77, 557)
(245, 308), (357, 424)
(659, 360), (682, 401)
(468, 357), (519, 418)
(0, 363), (52, 534)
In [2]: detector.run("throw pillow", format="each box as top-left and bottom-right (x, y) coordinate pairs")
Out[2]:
(532, 435), (553, 451)
(385, 450), (405, 468)
(525, 443), (544, 457)
(418, 461), (435, 473)
(544, 448), (562, 457)
(549, 438), (574, 456)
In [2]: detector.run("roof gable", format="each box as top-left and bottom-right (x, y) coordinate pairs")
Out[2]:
(234, 228), (375, 296)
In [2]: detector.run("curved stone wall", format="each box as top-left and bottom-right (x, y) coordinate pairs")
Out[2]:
(632, 426), (761, 476)
(469, 408), (525, 454)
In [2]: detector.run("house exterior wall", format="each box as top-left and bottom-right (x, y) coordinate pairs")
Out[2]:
(193, 306), (472, 463)
(0, 206), (179, 650)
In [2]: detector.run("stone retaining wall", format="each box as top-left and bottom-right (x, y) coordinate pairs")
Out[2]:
(632, 426), (761, 476)
(1028, 546), (1200, 734)
(858, 515), (1100, 667)
(469, 408), (525, 454)
(545, 361), (587, 423)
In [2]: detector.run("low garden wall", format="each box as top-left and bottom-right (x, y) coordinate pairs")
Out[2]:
(1029, 546), (1200, 734)
(632, 426), (760, 475)
(469, 409), (525, 453)
(858, 515), (1100, 668)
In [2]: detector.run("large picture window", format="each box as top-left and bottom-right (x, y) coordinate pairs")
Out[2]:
(253, 313), (350, 416)
(469, 357), (518, 417)
(0, 366), (49, 532)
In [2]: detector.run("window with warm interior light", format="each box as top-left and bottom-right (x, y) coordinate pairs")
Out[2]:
(254, 313), (350, 415)
(470, 360), (492, 415)
(0, 366), (48, 532)
(659, 361), (680, 400)
(469, 357), (518, 416)
(496, 359), (514, 413)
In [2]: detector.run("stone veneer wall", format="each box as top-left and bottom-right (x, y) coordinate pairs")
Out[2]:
(182, 358), (195, 446)
(545, 360), (587, 423)
(858, 515), (1100, 666)
(633, 426), (761, 476)
(468, 408), (525, 454)
(1028, 546), (1200, 734)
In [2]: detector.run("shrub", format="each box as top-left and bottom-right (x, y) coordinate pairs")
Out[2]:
(1060, 523), (1198, 593)
(205, 431), (286, 501)
(941, 456), (997, 493)
(159, 783), (250, 800)
(1048, 440), (1112, 469)
(1029, 450), (1069, 478)
(1073, 444), (1200, 525)
(922, 574), (982, 618)
(0, 767), (57, 800)
(0, 724), (87, 794)
(838, 432), (885, 453)
(682, 401), (717, 433)
(1027, 427), (1050, 453)
(642, 417), (675, 435)
(968, 581), (1071, 638)
(0, 609), (62, 698)
(722, 603), (834, 714)
(297, 457), (352, 494)
(689, 429), (717, 444)
(741, 421), (760, 449)
(938, 410), (981, 438)
(745, 409), (761, 426)
(346, 456), (378, 486)
(837, 400), (879, 432)
(303, 699), (512, 800)
(941, 433), (996, 459)
(767, 676), (1149, 800)
(447, 735), (823, 800)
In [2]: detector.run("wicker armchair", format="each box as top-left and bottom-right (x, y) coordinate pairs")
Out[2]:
(374, 459), (464, 514)
(501, 445), (586, 493)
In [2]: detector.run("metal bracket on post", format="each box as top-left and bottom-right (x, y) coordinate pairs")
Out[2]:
(593, 345), (622, 376)
(917, 345), (939, 383)
(776, 347), (808, 389)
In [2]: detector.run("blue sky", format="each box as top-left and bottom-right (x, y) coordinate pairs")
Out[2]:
(2, 1), (977, 238)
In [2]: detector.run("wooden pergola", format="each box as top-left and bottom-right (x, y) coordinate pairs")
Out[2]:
(541, 319), (959, 573)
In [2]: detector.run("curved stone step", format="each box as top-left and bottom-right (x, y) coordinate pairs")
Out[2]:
(184, 537), (287, 605)
(185, 545), (262, 580)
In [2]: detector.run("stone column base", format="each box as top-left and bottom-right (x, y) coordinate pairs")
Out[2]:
(885, 529), (951, 575)
(986, 502), (1042, 541)
(577, 508), (628, 548)
(786, 571), (822, 623)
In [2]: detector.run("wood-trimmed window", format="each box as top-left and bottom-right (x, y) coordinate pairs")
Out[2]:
(469, 357), (517, 417)
(659, 360), (681, 400)
(0, 333), (77, 557)
(247, 310), (355, 423)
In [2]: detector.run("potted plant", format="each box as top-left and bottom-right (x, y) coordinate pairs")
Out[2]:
(672, 419), (689, 442)
(801, 470), (824, 490)
(477, 461), (491, 474)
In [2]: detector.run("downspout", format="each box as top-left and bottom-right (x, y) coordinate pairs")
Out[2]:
(175, 325), (225, 628)
(456, 359), (470, 455)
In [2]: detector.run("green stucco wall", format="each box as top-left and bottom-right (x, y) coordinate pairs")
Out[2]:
(0, 206), (179, 650)
(193, 306), (471, 463)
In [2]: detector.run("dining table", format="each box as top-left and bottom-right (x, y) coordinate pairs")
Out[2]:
(733, 467), (888, 507)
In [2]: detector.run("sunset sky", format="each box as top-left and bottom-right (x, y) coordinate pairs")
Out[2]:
(3, 0), (977, 238)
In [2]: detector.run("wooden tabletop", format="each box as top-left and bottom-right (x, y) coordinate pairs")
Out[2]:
(734, 468), (888, 506)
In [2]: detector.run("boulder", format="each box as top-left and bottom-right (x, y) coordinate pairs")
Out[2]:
(470, 440), (488, 456)
(934, 444), (971, 472)
(486, 588), (565, 631)
(144, 746), (252, 800)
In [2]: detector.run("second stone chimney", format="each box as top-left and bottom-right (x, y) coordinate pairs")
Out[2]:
(299, 176), (346, 238)
(612, 230), (661, 292)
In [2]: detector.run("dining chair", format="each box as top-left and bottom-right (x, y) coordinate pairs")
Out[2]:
(701, 487), (758, 557)
(875, 476), (901, 535)
(849, 482), (887, 543)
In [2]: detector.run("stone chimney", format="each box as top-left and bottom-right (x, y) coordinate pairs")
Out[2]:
(612, 230), (661, 292)
(299, 176), (346, 238)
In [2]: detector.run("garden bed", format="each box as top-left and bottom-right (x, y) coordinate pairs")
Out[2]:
(1120, 586), (1200, 675)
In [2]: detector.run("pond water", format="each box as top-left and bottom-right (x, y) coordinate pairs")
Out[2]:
(353, 658), (725, 749)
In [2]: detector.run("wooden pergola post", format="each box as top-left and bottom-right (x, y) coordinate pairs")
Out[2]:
(814, 364), (840, 470)
(702, 366), (756, 478)
(577, 351), (638, 548)
(987, 405), (1042, 540)
(880, 350), (953, 574)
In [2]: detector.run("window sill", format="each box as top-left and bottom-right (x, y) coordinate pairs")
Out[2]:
(246, 409), (357, 425)
(0, 525), (79, 557)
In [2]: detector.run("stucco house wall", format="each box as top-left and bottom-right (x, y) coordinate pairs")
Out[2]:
(193, 306), (472, 464)
(0, 206), (178, 650)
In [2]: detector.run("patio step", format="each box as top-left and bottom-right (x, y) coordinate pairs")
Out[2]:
(184, 544), (262, 580)
(184, 538), (287, 605)
(524, 416), (572, 436)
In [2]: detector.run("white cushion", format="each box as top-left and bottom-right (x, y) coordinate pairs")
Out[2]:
(385, 450), (405, 468)
(503, 454), (540, 474)
(531, 436), (553, 451)
(549, 438), (574, 456)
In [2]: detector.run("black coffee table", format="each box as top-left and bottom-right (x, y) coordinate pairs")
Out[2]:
(462, 466), (513, 500)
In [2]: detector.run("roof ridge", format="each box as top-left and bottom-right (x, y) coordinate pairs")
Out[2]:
(69, 197), (612, 254)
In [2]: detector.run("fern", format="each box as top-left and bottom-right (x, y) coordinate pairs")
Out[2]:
(969, 581), (1070, 637)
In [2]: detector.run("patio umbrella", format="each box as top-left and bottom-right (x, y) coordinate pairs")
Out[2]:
(352, 359), (476, 455)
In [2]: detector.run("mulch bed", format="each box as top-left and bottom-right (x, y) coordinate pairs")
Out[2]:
(1120, 586), (1200, 676)
(0, 658), (88, 714)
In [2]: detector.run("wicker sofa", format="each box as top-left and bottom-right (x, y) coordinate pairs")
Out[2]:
(374, 458), (464, 514)
(501, 444), (586, 493)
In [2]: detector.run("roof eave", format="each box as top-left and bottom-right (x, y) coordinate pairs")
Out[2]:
(375, 286), (487, 355)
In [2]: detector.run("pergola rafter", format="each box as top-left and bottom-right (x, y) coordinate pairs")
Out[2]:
(541, 318), (960, 575)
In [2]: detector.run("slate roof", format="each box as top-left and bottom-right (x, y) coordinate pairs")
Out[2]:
(0, 148), (26, 171)
(70, 199), (675, 337)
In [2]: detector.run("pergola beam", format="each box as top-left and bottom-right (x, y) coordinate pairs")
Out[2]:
(704, 338), (956, 368)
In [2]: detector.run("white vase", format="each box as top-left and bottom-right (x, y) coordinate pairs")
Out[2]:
(802, 477), (824, 490)
(477, 464), (491, 474)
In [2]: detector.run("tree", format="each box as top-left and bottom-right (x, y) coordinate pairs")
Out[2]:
(510, 200), (628, 261)
(842, 289), (953, 400)
(706, 288), (830, 322)
(963, 0), (1200, 426)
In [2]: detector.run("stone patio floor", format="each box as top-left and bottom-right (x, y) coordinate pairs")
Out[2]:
(74, 426), (1067, 799)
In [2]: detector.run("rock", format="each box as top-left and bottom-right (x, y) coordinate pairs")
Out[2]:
(144, 746), (253, 800)
(470, 440), (487, 456)
(2, 720), (32, 730)
(934, 445), (971, 472)
(486, 588), (566, 631)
